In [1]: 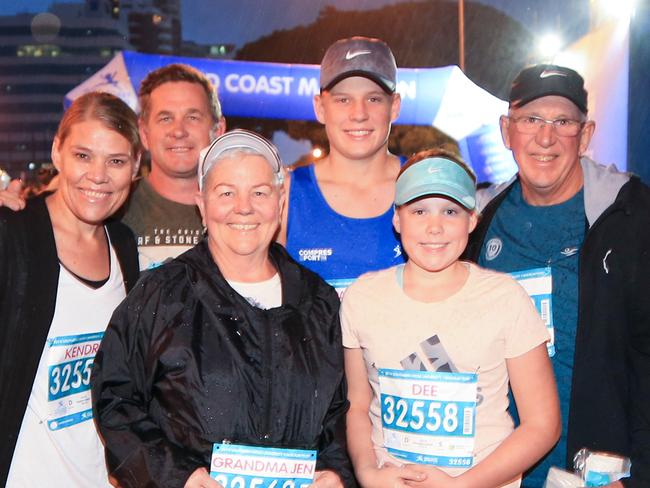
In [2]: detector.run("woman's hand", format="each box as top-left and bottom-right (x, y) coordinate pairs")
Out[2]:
(184, 467), (222, 488)
(356, 463), (426, 488)
(0, 179), (25, 211)
(404, 465), (459, 487)
(310, 470), (344, 487)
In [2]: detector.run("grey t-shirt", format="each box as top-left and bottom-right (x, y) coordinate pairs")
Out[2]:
(121, 178), (202, 270)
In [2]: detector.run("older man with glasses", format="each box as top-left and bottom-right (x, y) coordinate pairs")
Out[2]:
(465, 64), (650, 487)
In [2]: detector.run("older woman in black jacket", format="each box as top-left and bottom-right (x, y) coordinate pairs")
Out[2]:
(92, 130), (354, 488)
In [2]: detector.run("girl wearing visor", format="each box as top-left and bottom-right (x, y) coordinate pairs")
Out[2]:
(342, 149), (560, 488)
(92, 130), (353, 488)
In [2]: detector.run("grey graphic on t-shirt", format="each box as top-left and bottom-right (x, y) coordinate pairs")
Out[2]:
(400, 334), (483, 405)
(400, 334), (458, 373)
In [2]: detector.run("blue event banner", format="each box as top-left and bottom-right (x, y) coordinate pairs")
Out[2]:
(66, 51), (516, 182)
(120, 51), (452, 123)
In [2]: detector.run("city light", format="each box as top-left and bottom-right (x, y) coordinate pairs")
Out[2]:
(596, 0), (636, 20)
(537, 33), (563, 60)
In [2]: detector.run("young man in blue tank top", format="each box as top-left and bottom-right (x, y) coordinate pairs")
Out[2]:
(281, 37), (406, 294)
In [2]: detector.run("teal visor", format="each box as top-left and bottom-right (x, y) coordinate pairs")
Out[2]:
(395, 157), (476, 209)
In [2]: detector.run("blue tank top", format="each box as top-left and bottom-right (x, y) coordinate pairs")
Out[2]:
(286, 164), (406, 293)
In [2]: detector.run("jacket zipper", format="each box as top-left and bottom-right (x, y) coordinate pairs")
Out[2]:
(263, 313), (273, 441)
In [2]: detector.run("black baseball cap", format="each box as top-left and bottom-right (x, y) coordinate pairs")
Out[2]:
(509, 64), (588, 114)
(320, 37), (397, 94)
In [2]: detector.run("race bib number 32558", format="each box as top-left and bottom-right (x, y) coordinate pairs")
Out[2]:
(379, 368), (477, 467)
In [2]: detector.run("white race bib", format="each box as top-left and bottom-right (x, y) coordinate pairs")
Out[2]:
(210, 444), (317, 488)
(379, 368), (477, 468)
(46, 332), (103, 430)
(326, 278), (355, 299)
(510, 267), (555, 357)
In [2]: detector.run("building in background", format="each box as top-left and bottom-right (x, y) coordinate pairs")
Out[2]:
(0, 1), (130, 174)
(119, 0), (180, 54)
(0, 0), (243, 175)
(180, 40), (236, 59)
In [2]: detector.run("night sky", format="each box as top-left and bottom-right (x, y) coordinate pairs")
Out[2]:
(1, 0), (591, 48)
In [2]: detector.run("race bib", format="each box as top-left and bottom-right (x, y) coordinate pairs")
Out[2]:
(379, 368), (477, 468)
(326, 278), (354, 299)
(138, 245), (191, 271)
(210, 444), (317, 488)
(509, 267), (555, 357)
(46, 332), (103, 430)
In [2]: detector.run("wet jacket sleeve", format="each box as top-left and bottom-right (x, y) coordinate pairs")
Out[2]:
(91, 280), (203, 488)
(314, 290), (357, 488)
(624, 243), (650, 488)
(316, 374), (356, 487)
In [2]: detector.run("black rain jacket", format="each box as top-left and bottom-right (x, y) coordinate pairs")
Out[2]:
(91, 239), (355, 487)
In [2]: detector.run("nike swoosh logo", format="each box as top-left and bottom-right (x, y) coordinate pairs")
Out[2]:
(540, 70), (568, 79)
(345, 50), (371, 60)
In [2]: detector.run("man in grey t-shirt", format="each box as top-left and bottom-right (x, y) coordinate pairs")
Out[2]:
(121, 63), (225, 270)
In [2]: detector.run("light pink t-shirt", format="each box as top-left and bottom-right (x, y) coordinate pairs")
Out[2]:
(341, 263), (549, 486)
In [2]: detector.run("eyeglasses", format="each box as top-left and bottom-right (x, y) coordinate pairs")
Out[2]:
(508, 115), (585, 137)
